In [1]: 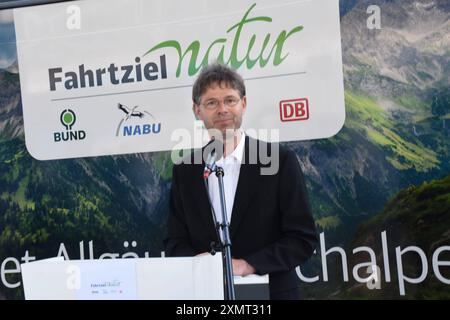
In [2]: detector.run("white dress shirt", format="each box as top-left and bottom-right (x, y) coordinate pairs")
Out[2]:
(207, 132), (246, 235)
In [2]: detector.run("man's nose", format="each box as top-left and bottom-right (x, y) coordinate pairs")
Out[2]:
(216, 101), (229, 114)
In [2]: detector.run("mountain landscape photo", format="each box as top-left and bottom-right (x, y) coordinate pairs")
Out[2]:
(0, 0), (449, 299)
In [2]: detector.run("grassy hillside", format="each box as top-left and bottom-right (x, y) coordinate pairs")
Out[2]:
(343, 174), (450, 299)
(345, 91), (440, 172)
(0, 139), (165, 299)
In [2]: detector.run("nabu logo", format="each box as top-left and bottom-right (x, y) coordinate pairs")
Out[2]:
(54, 109), (86, 142)
(116, 103), (161, 137)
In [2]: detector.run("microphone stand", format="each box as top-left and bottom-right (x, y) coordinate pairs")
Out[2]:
(214, 166), (236, 300)
(204, 164), (236, 300)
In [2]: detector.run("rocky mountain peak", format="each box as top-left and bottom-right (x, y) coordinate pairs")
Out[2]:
(341, 0), (449, 94)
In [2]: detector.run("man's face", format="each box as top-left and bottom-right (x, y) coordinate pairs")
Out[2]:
(193, 82), (247, 139)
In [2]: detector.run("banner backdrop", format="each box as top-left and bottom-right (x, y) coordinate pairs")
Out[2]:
(14, 0), (344, 160)
(0, 0), (449, 299)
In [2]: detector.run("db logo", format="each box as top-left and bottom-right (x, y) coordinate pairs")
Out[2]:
(279, 98), (309, 122)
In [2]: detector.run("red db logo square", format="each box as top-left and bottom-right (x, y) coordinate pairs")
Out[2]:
(279, 98), (309, 122)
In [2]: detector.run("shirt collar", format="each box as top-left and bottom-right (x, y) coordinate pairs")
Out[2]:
(217, 131), (246, 165)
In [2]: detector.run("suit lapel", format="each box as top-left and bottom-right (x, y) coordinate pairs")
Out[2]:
(195, 136), (261, 241)
(229, 136), (260, 239)
(192, 163), (220, 241)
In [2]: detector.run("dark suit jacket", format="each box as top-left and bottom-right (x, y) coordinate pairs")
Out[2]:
(164, 136), (318, 298)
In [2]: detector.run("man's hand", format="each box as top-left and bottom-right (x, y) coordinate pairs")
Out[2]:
(232, 259), (256, 276)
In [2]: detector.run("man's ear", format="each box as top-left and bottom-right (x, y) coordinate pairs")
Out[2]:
(241, 96), (247, 114)
(193, 103), (200, 120)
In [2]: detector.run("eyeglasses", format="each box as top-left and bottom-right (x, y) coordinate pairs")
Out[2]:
(200, 97), (241, 110)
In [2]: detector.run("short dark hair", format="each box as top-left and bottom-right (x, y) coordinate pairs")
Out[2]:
(192, 63), (246, 105)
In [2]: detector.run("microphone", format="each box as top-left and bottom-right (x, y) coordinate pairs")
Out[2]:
(203, 150), (217, 179)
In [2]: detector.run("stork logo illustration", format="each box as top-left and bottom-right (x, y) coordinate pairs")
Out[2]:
(116, 103), (162, 137)
(54, 109), (86, 142)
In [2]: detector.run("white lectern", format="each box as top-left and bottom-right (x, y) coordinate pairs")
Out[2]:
(21, 255), (224, 300)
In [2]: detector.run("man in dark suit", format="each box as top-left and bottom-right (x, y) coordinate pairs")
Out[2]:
(165, 63), (318, 300)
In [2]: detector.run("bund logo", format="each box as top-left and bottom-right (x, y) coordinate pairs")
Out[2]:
(279, 98), (309, 122)
(115, 103), (162, 137)
(53, 109), (86, 142)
